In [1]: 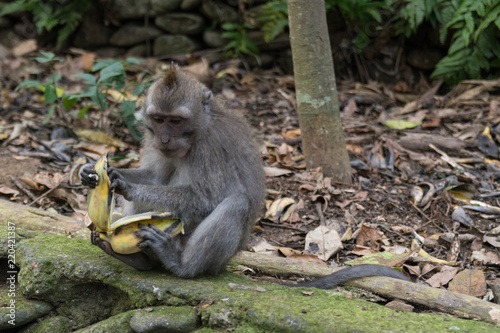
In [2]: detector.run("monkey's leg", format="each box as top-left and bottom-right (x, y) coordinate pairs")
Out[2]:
(138, 193), (250, 278)
(91, 231), (153, 271)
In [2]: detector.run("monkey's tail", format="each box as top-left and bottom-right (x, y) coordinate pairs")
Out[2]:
(288, 264), (411, 289)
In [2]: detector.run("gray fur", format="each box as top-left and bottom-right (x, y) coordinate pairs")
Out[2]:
(82, 67), (265, 278)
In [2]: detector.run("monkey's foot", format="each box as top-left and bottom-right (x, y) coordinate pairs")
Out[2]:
(137, 224), (181, 271)
(91, 230), (114, 253)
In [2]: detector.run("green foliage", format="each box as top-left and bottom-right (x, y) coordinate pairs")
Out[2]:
(221, 22), (259, 58)
(327, 0), (392, 24)
(0, 0), (90, 49)
(396, 0), (500, 83)
(257, 0), (392, 50)
(258, 0), (288, 43)
(395, 0), (459, 38)
(16, 53), (148, 140)
(71, 58), (147, 140)
(15, 51), (75, 124)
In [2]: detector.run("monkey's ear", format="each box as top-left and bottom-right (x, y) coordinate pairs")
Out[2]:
(163, 65), (177, 87)
(202, 90), (212, 113)
(202, 90), (213, 104)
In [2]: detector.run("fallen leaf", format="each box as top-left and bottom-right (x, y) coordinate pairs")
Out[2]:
(425, 266), (459, 288)
(12, 39), (37, 57)
(263, 166), (293, 177)
(282, 129), (301, 140)
(0, 186), (19, 196)
(356, 224), (383, 248)
(448, 269), (487, 297)
(250, 239), (277, 255)
(304, 225), (342, 261)
(277, 247), (302, 257)
(384, 119), (422, 130)
(81, 52), (96, 71)
(74, 129), (126, 148)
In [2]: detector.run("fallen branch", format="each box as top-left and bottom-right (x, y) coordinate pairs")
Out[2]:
(0, 199), (89, 239)
(232, 251), (500, 325)
(4, 199), (499, 325)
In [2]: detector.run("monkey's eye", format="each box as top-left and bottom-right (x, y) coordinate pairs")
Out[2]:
(152, 117), (164, 124)
(169, 117), (183, 125)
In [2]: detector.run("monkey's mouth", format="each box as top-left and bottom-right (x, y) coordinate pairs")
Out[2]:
(160, 147), (188, 158)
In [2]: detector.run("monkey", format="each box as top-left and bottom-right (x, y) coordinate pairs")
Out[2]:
(80, 65), (411, 288)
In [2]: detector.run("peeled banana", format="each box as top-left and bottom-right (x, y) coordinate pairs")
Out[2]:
(86, 154), (183, 254)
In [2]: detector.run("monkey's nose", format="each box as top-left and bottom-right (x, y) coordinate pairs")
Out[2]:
(161, 133), (170, 144)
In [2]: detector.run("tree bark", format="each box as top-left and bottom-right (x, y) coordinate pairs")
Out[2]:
(288, 0), (352, 182)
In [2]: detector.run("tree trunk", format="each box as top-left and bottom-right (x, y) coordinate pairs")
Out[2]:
(288, 0), (352, 183)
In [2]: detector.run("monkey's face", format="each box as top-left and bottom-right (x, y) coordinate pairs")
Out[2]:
(145, 106), (194, 158)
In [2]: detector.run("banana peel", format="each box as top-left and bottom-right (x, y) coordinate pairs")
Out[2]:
(86, 154), (183, 254)
(87, 153), (114, 232)
(99, 212), (183, 254)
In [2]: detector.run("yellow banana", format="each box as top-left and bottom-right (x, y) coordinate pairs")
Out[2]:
(87, 153), (114, 232)
(87, 154), (183, 254)
(100, 213), (183, 254)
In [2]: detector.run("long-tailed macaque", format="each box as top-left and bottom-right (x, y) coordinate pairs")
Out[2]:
(81, 65), (410, 287)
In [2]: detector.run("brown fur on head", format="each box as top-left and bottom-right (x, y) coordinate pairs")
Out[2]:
(142, 65), (214, 158)
(163, 65), (177, 88)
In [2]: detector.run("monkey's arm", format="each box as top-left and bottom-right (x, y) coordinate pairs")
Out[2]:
(109, 167), (157, 185)
(108, 168), (211, 216)
(80, 164), (156, 188)
(290, 264), (411, 289)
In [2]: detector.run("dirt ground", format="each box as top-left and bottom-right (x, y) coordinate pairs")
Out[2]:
(1, 56), (500, 301)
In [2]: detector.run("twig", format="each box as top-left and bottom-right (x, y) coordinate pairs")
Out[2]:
(260, 221), (307, 233)
(429, 144), (475, 180)
(411, 202), (446, 232)
(28, 175), (68, 206)
(315, 202), (326, 226)
(9, 175), (37, 201)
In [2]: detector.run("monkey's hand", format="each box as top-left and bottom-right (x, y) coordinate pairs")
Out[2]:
(136, 224), (182, 272)
(80, 164), (98, 188)
(108, 167), (134, 201)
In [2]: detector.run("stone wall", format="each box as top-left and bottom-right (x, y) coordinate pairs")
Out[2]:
(0, 0), (279, 59)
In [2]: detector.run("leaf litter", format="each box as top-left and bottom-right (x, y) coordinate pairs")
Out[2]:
(1, 52), (500, 305)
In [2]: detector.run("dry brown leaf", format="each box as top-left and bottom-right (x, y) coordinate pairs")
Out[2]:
(353, 191), (368, 201)
(282, 129), (301, 140)
(263, 166), (292, 177)
(391, 225), (414, 234)
(349, 245), (376, 256)
(0, 186), (19, 196)
(356, 224), (383, 247)
(403, 264), (421, 276)
(277, 247), (301, 257)
(448, 269), (487, 297)
(20, 176), (45, 191)
(33, 171), (65, 189)
(81, 52), (96, 71)
(12, 39), (37, 57)
(425, 266), (459, 288)
(343, 98), (358, 116)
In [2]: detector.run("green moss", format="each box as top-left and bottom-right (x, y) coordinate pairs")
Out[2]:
(22, 316), (72, 333)
(74, 311), (134, 333)
(11, 233), (500, 332)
